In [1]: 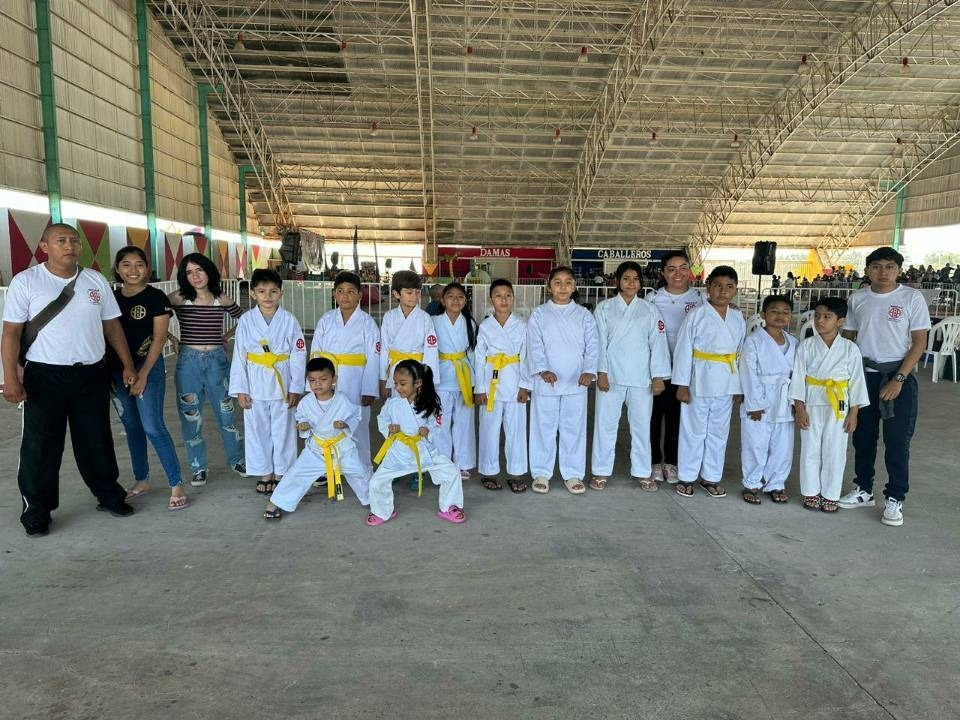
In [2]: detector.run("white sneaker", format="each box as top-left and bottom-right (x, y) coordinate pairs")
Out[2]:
(651, 464), (665, 483)
(881, 498), (903, 526)
(838, 487), (875, 509)
(663, 464), (679, 484)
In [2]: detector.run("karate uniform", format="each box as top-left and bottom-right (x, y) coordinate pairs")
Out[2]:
(270, 392), (371, 511)
(738, 330), (798, 492)
(368, 397), (464, 521)
(229, 307), (306, 476)
(789, 335), (868, 501)
(474, 313), (530, 477)
(591, 295), (672, 478)
(379, 306), (440, 391)
(432, 313), (477, 471)
(672, 303), (745, 484)
(311, 307), (380, 470)
(526, 301), (599, 481)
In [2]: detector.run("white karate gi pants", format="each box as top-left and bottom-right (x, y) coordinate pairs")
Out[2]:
(478, 401), (528, 477)
(243, 400), (296, 476)
(799, 405), (848, 501)
(529, 393), (587, 481)
(355, 405), (373, 473)
(591, 384), (654, 478)
(368, 448), (464, 520)
(741, 419), (794, 491)
(270, 442), (371, 511)
(433, 390), (477, 471)
(678, 395), (733, 483)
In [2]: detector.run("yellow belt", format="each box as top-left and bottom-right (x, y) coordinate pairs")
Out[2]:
(439, 350), (474, 408)
(484, 353), (520, 412)
(313, 432), (347, 501)
(246, 348), (291, 393)
(805, 376), (849, 421)
(693, 349), (737, 374)
(311, 351), (367, 371)
(387, 350), (423, 370)
(373, 431), (424, 497)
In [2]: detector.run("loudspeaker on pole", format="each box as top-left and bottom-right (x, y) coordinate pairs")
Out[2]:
(751, 241), (777, 275)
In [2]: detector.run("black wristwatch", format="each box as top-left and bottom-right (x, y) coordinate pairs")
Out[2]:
(894, 373), (906, 382)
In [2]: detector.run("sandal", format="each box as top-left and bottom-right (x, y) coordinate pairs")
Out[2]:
(563, 478), (586, 495)
(699, 480), (727, 498)
(675, 482), (694, 497)
(255, 478), (273, 494)
(506, 477), (527, 494)
(125, 484), (152, 501)
(365, 510), (398, 526)
(531, 477), (550, 494)
(820, 498), (839, 513)
(589, 476), (608, 491)
(263, 507), (282, 520)
(767, 489), (789, 504)
(803, 494), (822, 511)
(741, 488), (762, 505)
(437, 505), (467, 524)
(480, 476), (503, 491)
(168, 494), (189, 511)
(636, 477), (658, 493)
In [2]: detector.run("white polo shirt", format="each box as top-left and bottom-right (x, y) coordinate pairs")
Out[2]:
(845, 284), (931, 366)
(2, 264), (121, 365)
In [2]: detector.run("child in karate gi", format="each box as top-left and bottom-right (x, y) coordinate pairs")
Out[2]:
(591, 261), (671, 492)
(474, 279), (530, 493)
(739, 294), (798, 505)
(311, 271), (380, 473)
(526, 266), (599, 495)
(366, 360), (466, 526)
(789, 297), (868, 513)
(673, 265), (745, 498)
(262, 357), (371, 520)
(229, 269), (306, 494)
(379, 270), (439, 400)
(432, 282), (478, 481)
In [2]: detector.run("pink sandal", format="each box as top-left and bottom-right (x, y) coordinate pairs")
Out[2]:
(437, 505), (466, 524)
(365, 510), (398, 526)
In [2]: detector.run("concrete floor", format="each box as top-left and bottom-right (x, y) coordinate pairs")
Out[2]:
(1, 368), (958, 720)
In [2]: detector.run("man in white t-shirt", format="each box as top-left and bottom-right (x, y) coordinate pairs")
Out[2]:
(838, 247), (930, 527)
(1, 223), (139, 537)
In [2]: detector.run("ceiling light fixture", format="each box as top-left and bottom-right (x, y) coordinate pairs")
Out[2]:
(553, 128), (562, 144)
(900, 56), (911, 76)
(578, 46), (589, 63)
(649, 130), (658, 145)
(798, 54), (810, 74)
(466, 45), (474, 58)
(369, 121), (380, 137)
(730, 132), (741, 148)
(233, 33), (245, 51)
(470, 126), (479, 141)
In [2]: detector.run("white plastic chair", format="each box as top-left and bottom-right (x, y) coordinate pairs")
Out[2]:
(926, 317), (960, 382)
(798, 317), (815, 339)
(795, 309), (814, 333)
(745, 313), (764, 334)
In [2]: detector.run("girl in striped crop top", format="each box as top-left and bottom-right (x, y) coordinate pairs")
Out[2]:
(168, 253), (247, 485)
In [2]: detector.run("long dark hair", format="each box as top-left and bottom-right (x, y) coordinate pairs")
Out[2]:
(176, 252), (223, 301)
(395, 359), (442, 419)
(442, 282), (477, 350)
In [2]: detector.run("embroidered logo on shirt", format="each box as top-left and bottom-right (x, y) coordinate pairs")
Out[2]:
(435, 412), (443, 426)
(296, 338), (305, 351)
(888, 305), (904, 321)
(88, 289), (102, 304)
(426, 334), (438, 347)
(683, 302), (697, 314)
(375, 341), (381, 353)
(657, 319), (665, 333)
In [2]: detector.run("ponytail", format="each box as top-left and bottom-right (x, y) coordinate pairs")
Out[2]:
(395, 359), (443, 420)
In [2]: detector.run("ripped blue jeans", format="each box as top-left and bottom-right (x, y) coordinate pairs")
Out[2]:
(174, 346), (244, 472)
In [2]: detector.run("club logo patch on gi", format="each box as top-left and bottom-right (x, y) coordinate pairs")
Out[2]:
(375, 341), (382, 353)
(129, 304), (147, 320)
(426, 334), (438, 347)
(296, 338), (306, 351)
(435, 412), (443, 426)
(683, 302), (697, 314)
(888, 305), (904, 321)
(87, 289), (102, 304)
(657, 319), (666, 333)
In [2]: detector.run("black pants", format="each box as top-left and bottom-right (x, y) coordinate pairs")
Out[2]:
(650, 380), (681, 465)
(852, 372), (918, 502)
(18, 361), (125, 528)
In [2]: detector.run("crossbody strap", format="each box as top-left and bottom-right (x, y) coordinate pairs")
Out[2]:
(19, 270), (81, 362)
